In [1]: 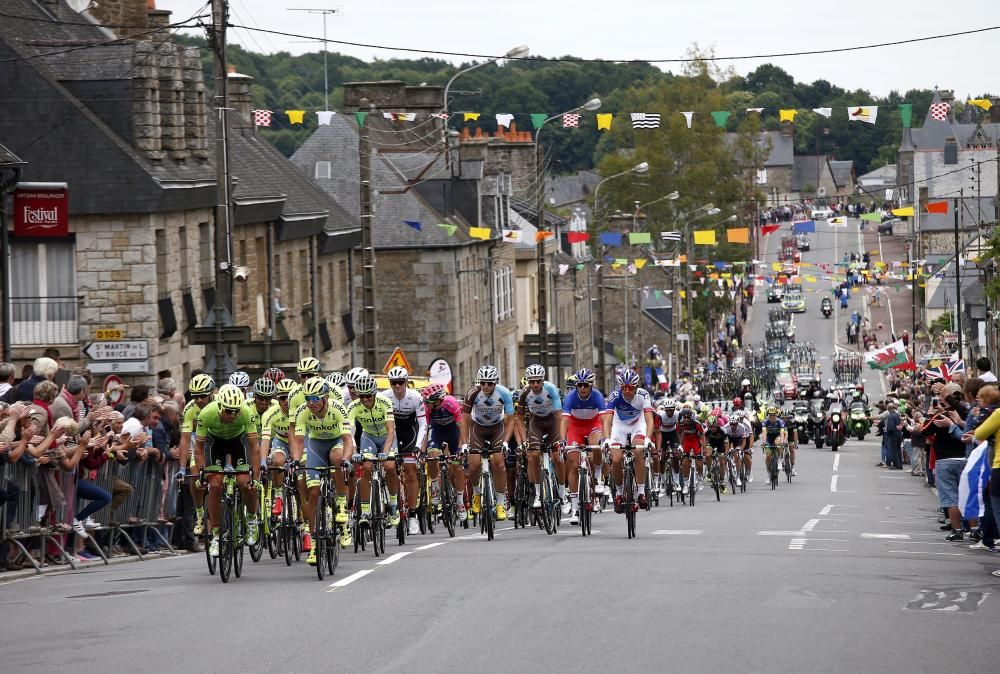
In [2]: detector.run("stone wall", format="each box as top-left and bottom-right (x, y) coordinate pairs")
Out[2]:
(913, 148), (998, 199)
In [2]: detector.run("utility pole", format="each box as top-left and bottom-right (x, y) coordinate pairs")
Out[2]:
(954, 193), (963, 360)
(358, 99), (377, 370)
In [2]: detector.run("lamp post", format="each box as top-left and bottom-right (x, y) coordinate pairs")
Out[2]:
(676, 205), (719, 371)
(592, 161), (650, 389)
(629, 191), (678, 372)
(535, 97), (602, 374)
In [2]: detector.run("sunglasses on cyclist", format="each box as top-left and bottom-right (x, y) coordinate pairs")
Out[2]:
(220, 406), (241, 414)
(390, 380), (407, 386)
(276, 395), (289, 402)
(194, 394), (211, 400)
(359, 394), (375, 400)
(305, 395), (324, 403)
(576, 382), (591, 388)
(298, 372), (313, 379)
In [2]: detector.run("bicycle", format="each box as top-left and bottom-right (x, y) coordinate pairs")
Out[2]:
(783, 443), (795, 484)
(763, 443), (781, 490)
(263, 466), (283, 560)
(660, 443), (678, 507)
(570, 443), (600, 537)
(682, 451), (700, 507)
(428, 447), (460, 538)
(534, 435), (562, 535)
(414, 454), (435, 536)
(311, 464), (342, 580)
(613, 437), (640, 539)
(726, 450), (739, 496)
(511, 444), (532, 530)
(349, 452), (390, 558)
(395, 460), (409, 547)
(470, 441), (500, 541)
(706, 449), (725, 502)
(201, 464), (249, 584)
(279, 463), (302, 566)
(643, 444), (657, 509)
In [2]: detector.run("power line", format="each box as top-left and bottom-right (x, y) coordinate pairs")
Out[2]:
(226, 23), (1000, 64)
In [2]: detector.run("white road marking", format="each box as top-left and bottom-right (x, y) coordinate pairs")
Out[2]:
(328, 569), (374, 588)
(889, 550), (968, 556)
(819, 504), (834, 515)
(802, 519), (820, 532)
(376, 551), (413, 565)
(414, 541), (448, 551)
(651, 529), (703, 535)
(861, 533), (911, 540)
(833, 455), (840, 472)
(789, 538), (807, 550)
(877, 476), (907, 479)
(803, 548), (850, 552)
(758, 530), (806, 536)
(830, 475), (839, 492)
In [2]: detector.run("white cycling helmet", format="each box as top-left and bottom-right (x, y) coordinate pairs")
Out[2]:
(228, 371), (250, 388)
(386, 366), (409, 381)
(477, 364), (500, 384)
(345, 367), (369, 387)
(741, 378), (751, 387)
(524, 364), (545, 381)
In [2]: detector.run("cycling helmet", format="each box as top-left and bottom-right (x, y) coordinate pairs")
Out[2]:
(217, 384), (245, 411)
(741, 378), (751, 387)
(565, 373), (579, 392)
(297, 357), (321, 375)
(707, 415), (720, 428)
(732, 397), (743, 409)
(617, 370), (640, 387)
(574, 368), (596, 385)
(228, 371), (250, 388)
(325, 372), (345, 388)
(386, 366), (409, 381)
(679, 408), (695, 420)
(263, 367), (286, 383)
(524, 363), (545, 381)
(188, 374), (215, 395)
(766, 405), (780, 415)
(345, 367), (369, 387)
(520, 377), (529, 390)
(253, 378), (277, 398)
(354, 374), (377, 396)
(477, 364), (500, 384)
(663, 398), (676, 410)
(276, 379), (298, 396)
(692, 393), (701, 403)
(709, 407), (723, 417)
(421, 383), (446, 402)
(302, 376), (329, 397)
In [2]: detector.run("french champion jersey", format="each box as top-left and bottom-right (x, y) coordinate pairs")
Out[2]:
(605, 388), (653, 423)
(561, 388), (606, 420)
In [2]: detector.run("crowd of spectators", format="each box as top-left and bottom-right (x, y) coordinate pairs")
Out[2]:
(1, 350), (195, 572)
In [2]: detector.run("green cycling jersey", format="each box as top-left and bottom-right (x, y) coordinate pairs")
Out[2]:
(347, 394), (394, 437)
(195, 401), (258, 440)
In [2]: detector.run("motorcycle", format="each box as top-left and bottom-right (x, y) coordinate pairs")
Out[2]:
(809, 399), (826, 448)
(846, 401), (870, 440)
(821, 298), (833, 319)
(792, 404), (810, 444)
(825, 407), (847, 451)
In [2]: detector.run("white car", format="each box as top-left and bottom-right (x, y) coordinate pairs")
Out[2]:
(811, 207), (834, 220)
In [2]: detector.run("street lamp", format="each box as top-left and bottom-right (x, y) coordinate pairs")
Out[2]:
(677, 204), (722, 372)
(592, 161), (650, 389)
(535, 97), (602, 374)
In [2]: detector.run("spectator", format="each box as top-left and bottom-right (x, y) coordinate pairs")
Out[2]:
(884, 401), (904, 469)
(121, 385), (151, 420)
(976, 357), (997, 383)
(50, 374), (88, 423)
(923, 382), (972, 541)
(0, 362), (15, 403)
(28, 380), (59, 435)
(12, 357), (58, 402)
(43, 347), (69, 390)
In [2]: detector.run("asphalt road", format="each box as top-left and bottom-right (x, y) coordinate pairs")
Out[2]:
(3, 219), (997, 673)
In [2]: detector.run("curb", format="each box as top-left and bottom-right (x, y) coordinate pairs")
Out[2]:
(0, 549), (190, 585)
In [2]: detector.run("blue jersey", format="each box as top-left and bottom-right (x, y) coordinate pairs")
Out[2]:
(462, 385), (515, 427)
(762, 417), (786, 442)
(606, 388), (653, 423)
(518, 381), (562, 418)
(562, 388), (606, 420)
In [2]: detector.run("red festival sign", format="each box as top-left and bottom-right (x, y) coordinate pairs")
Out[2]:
(13, 184), (69, 237)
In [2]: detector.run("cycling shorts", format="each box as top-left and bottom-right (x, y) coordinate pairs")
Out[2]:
(470, 422), (504, 453)
(659, 429), (679, 450)
(305, 437), (344, 485)
(609, 417), (647, 447)
(359, 432), (394, 457)
(204, 433), (249, 469)
(565, 415), (603, 446)
(429, 425), (460, 456)
(680, 435), (704, 456)
(527, 414), (561, 449)
(395, 422), (419, 455)
(268, 437), (289, 459)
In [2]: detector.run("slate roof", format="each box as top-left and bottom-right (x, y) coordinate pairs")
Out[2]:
(790, 155), (830, 191)
(829, 160), (854, 188)
(724, 130), (794, 167)
(909, 93), (1000, 149)
(0, 142), (25, 167)
(544, 170), (602, 211)
(290, 114), (477, 249)
(858, 164), (896, 186)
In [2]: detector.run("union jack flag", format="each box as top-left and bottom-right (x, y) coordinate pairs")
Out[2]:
(924, 358), (965, 382)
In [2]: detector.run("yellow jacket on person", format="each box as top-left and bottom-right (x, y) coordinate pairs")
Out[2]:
(972, 408), (1000, 469)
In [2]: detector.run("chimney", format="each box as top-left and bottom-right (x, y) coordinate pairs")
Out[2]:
(147, 8), (172, 43)
(131, 41), (164, 160)
(89, 0), (153, 39)
(158, 44), (188, 160)
(182, 47), (209, 161)
(781, 121), (794, 138)
(228, 69), (255, 129)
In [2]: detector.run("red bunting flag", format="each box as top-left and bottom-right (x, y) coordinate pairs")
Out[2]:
(566, 232), (589, 244)
(761, 224), (781, 236)
(925, 201), (948, 214)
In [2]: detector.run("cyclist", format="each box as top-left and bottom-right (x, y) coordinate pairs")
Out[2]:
(654, 399), (680, 496)
(602, 370), (654, 512)
(739, 379), (758, 413)
(704, 415), (730, 492)
(723, 410), (752, 486)
(346, 374), (400, 528)
(343, 367), (369, 406)
(288, 356), (323, 412)
(561, 368), (606, 505)
(193, 384), (262, 557)
(384, 366), (427, 536)
(517, 365), (567, 519)
(564, 372), (579, 394)
(677, 407), (706, 494)
(460, 365), (515, 521)
(261, 378), (298, 517)
(761, 405), (788, 477)
(780, 407), (798, 476)
(228, 370), (251, 398)
(177, 373), (215, 535)
(420, 383), (466, 521)
(289, 376), (354, 559)
(262, 367), (286, 384)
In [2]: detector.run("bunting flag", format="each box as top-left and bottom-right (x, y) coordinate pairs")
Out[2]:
(661, 231), (682, 242)
(430, 112), (450, 119)
(469, 226), (491, 240)
(437, 222), (457, 236)
(286, 110), (305, 124)
(384, 111), (416, 122)
(629, 232), (652, 244)
(354, 111), (368, 126)
(898, 103), (912, 128)
(829, 216), (846, 225)
(600, 232), (622, 246)
(404, 220), (422, 231)
(463, 112), (480, 122)
(615, 258), (628, 266)
(746, 107), (763, 115)
(779, 109), (797, 123)
(925, 201), (948, 214)
(562, 113), (581, 128)
(634, 258), (647, 269)
(535, 231), (554, 243)
(530, 113), (547, 129)
(566, 232), (589, 244)
(726, 228), (749, 244)
(693, 230), (716, 245)
(891, 206), (915, 217)
(710, 111), (731, 128)
(860, 212), (882, 222)
(495, 113), (514, 128)
(680, 111), (694, 128)
(849, 106), (878, 124)
(596, 113), (613, 131)
(968, 98), (993, 111)
(679, 290), (686, 299)
(253, 109), (273, 127)
(928, 102), (950, 121)
(792, 220), (816, 234)
(316, 110), (335, 125)
(761, 224), (781, 236)
(812, 107), (832, 118)
(502, 229), (522, 242)
(558, 264), (570, 275)
(631, 113), (661, 129)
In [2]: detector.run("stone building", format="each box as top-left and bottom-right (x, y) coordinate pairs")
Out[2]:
(725, 130), (795, 207)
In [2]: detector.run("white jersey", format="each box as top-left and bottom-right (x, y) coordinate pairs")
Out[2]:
(385, 387), (427, 449)
(657, 409), (679, 433)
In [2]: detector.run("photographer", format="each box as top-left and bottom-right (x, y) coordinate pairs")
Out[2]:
(922, 382), (972, 541)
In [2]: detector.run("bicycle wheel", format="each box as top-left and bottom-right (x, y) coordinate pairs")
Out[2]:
(578, 466), (589, 537)
(417, 475), (428, 535)
(233, 499), (246, 579)
(769, 455), (778, 490)
(372, 486), (385, 558)
(550, 472), (561, 533)
(315, 492), (327, 581)
(441, 479), (456, 538)
(481, 474), (495, 541)
(784, 452), (792, 483)
(665, 467), (675, 507)
(539, 469), (553, 535)
(218, 496), (233, 583)
(624, 470), (636, 540)
(688, 466), (696, 507)
(327, 522), (339, 575)
(711, 461), (721, 502)
(248, 505), (264, 564)
(204, 510), (217, 576)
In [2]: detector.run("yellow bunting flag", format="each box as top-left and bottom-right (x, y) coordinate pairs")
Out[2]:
(891, 206), (915, 217)
(469, 227), (491, 240)
(693, 230), (716, 246)
(463, 112), (480, 122)
(679, 290), (687, 299)
(634, 258), (647, 269)
(726, 227), (750, 244)
(779, 109), (798, 123)
(968, 98), (993, 111)
(771, 262), (783, 271)
(805, 276), (816, 283)
(678, 254), (687, 264)
(596, 113), (613, 131)
(286, 110), (305, 124)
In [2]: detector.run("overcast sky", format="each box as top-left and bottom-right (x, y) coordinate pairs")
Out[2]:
(166, 0), (997, 99)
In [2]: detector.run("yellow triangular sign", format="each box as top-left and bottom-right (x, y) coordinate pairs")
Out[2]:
(382, 347), (412, 374)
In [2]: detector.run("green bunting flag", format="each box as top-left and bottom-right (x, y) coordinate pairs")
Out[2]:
(860, 212), (881, 222)
(530, 113), (548, 129)
(654, 290), (662, 299)
(710, 111), (731, 128)
(628, 232), (652, 244)
(355, 111), (368, 127)
(436, 223), (457, 236)
(898, 104), (912, 129)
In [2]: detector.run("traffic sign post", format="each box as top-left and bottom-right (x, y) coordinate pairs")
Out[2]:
(86, 360), (150, 375)
(83, 340), (148, 361)
(383, 347), (412, 374)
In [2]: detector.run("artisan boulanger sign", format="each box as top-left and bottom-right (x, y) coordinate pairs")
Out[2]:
(13, 183), (69, 237)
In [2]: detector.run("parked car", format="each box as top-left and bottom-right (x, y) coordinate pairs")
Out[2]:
(811, 207), (834, 220)
(877, 218), (898, 235)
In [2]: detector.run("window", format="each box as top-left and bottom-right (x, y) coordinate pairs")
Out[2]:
(198, 222), (212, 284)
(9, 240), (77, 345)
(155, 229), (168, 291)
(178, 225), (189, 290)
(493, 267), (513, 321)
(237, 238), (248, 313)
(944, 140), (958, 165)
(315, 161), (331, 179)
